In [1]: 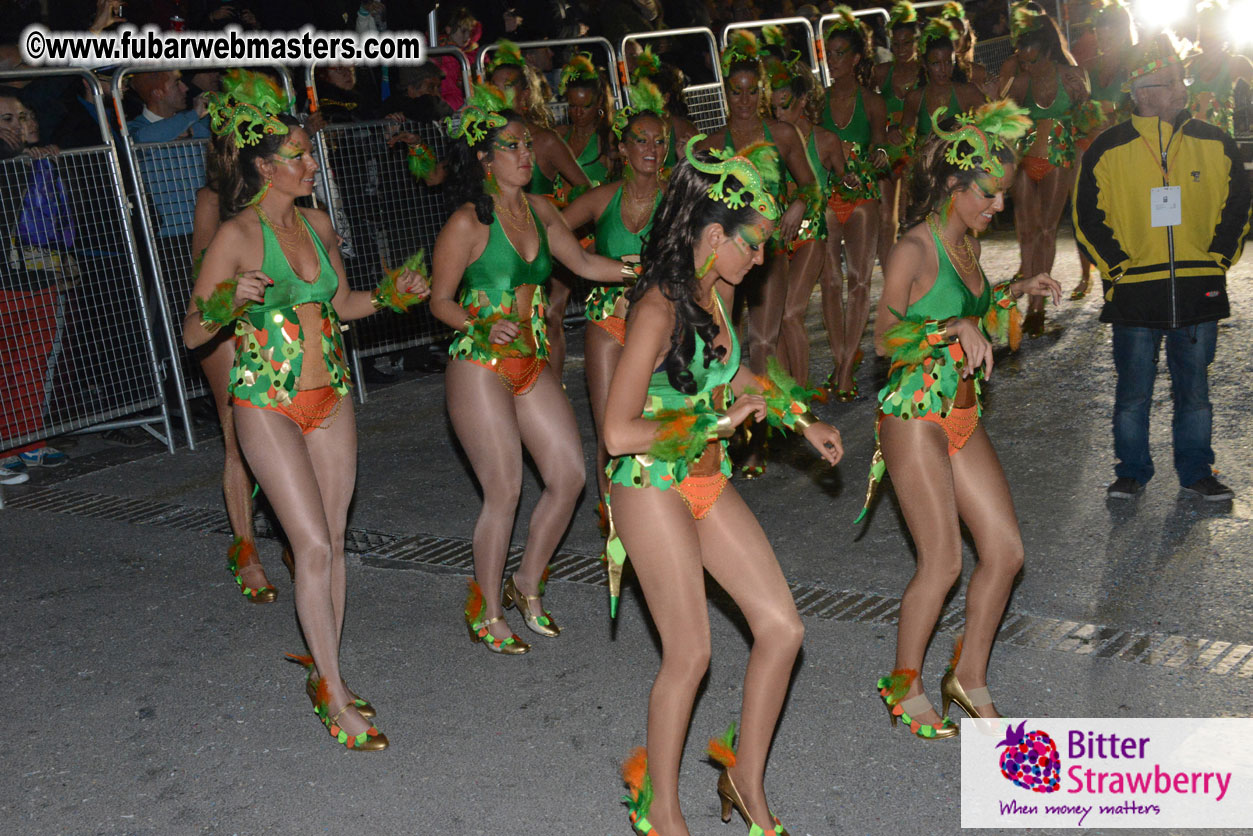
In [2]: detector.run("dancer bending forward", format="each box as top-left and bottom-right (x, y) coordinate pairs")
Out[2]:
(861, 102), (1060, 738)
(607, 138), (842, 835)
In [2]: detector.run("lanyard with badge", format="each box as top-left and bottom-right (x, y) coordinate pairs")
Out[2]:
(1141, 122), (1181, 227)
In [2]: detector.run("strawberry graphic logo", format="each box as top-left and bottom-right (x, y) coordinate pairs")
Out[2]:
(997, 721), (1061, 793)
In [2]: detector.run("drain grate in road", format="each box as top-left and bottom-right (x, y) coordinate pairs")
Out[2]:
(9, 486), (1253, 679)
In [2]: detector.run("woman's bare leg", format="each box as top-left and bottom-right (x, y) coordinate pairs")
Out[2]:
(820, 212), (846, 381)
(585, 324), (623, 500)
(949, 425), (1025, 717)
(545, 272), (573, 378)
(1029, 165), (1077, 314)
(778, 241), (824, 386)
(446, 358), (526, 634)
(201, 337), (254, 543)
(880, 415), (963, 727)
(742, 253), (789, 469)
(233, 402), (371, 737)
(878, 175), (900, 271)
(835, 202), (880, 392)
(511, 366), (586, 596)
(698, 486), (804, 828)
(612, 483), (711, 836)
(1013, 168), (1044, 316)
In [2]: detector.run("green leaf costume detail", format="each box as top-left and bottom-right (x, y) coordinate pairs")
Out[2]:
(230, 304), (350, 407)
(373, 250), (429, 313)
(445, 82), (514, 146)
(449, 285), (550, 364)
(406, 142), (438, 180)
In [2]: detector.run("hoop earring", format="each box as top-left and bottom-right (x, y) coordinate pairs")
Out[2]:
(696, 250), (717, 279)
(245, 179), (271, 206)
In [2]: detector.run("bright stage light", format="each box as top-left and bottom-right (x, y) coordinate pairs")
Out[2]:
(1229, 2), (1253, 48)
(1133, 0), (1189, 32)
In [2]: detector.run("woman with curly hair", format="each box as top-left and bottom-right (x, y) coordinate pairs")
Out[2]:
(428, 84), (633, 656)
(698, 30), (821, 477)
(609, 137), (842, 836)
(821, 8), (890, 402)
(484, 40), (591, 374)
(184, 92), (430, 749)
(861, 102), (1060, 738)
(561, 80), (668, 548)
(1003, 7), (1088, 336)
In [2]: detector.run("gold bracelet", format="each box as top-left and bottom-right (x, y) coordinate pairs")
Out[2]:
(793, 410), (818, 433)
(620, 261), (642, 282)
(370, 290), (385, 311)
(715, 414), (735, 439)
(461, 317), (473, 333)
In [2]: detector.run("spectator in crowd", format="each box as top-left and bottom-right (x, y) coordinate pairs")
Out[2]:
(0, 92), (75, 482)
(436, 8), (483, 112)
(1074, 35), (1252, 502)
(126, 70), (209, 143)
(382, 64), (453, 123)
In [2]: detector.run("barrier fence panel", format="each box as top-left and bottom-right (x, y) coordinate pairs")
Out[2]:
(622, 28), (726, 133)
(0, 69), (175, 486)
(973, 36), (1017, 79)
(113, 65), (299, 449)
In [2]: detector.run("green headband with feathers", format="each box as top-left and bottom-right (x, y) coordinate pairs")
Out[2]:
(684, 134), (780, 221)
(918, 18), (959, 54)
(720, 30), (762, 76)
(889, 1), (918, 28)
(631, 45), (662, 83)
(485, 39), (527, 76)
(558, 52), (600, 96)
(932, 99), (1032, 178)
(612, 79), (669, 140)
(824, 5), (866, 43)
(445, 82), (514, 145)
(1011, 3), (1046, 41)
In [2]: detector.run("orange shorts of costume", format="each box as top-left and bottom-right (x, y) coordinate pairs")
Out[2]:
(828, 192), (876, 225)
(917, 404), (979, 455)
(1021, 155), (1058, 182)
(674, 471), (729, 520)
(466, 355), (548, 396)
(590, 314), (627, 346)
(235, 386), (344, 434)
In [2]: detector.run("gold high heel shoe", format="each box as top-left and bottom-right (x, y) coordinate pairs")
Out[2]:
(286, 654), (376, 718)
(708, 723), (789, 835)
(502, 571), (560, 637)
(940, 668), (994, 719)
(464, 580), (530, 655)
(876, 670), (958, 740)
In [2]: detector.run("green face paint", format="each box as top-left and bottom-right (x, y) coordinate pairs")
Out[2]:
(734, 219), (773, 253)
(275, 142), (306, 162)
(493, 129), (533, 153)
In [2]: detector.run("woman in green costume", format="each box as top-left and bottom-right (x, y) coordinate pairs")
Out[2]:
(428, 85), (631, 656)
(629, 47), (698, 170)
(608, 138), (842, 836)
(185, 99), (429, 750)
(900, 19), (986, 149)
(864, 102), (1060, 739)
(1003, 9), (1089, 336)
(1186, 0), (1253, 136)
(561, 80), (668, 540)
(822, 9), (890, 401)
(875, 1), (922, 274)
(697, 30), (819, 477)
(485, 41), (592, 375)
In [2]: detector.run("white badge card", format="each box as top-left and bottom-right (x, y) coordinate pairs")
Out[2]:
(1150, 185), (1181, 227)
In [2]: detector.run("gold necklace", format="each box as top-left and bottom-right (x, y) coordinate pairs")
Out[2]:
(621, 184), (658, 231)
(929, 214), (977, 276)
(255, 205), (310, 250)
(494, 196), (534, 235)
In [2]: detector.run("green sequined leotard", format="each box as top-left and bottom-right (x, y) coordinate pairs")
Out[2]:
(1023, 69), (1077, 166)
(607, 292), (740, 491)
(822, 88), (880, 201)
(585, 184), (660, 323)
(881, 63), (915, 165)
(230, 212), (350, 407)
(448, 202), (554, 363)
(915, 87), (964, 140)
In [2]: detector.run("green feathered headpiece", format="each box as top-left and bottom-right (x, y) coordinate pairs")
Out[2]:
(1011, 2), (1046, 42)
(918, 18), (959, 54)
(889, 1), (918, 28)
(763, 51), (805, 90)
(939, 1), (967, 23)
(612, 79), (669, 140)
(205, 93), (288, 148)
(823, 6), (867, 43)
(720, 30), (762, 76)
(630, 45), (662, 83)
(761, 24), (787, 49)
(484, 39), (527, 76)
(220, 69), (291, 114)
(558, 51), (600, 96)
(685, 134), (780, 221)
(932, 99), (1032, 178)
(445, 82), (515, 146)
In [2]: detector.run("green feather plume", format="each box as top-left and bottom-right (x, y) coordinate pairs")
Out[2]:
(646, 406), (719, 467)
(194, 278), (251, 328)
(406, 142), (438, 181)
(918, 18), (958, 53)
(882, 309), (938, 372)
(558, 52), (599, 96)
(889, 0), (918, 27)
(761, 24), (787, 47)
(486, 39), (527, 73)
(632, 45), (662, 82)
(824, 5), (864, 42)
(721, 30), (761, 75)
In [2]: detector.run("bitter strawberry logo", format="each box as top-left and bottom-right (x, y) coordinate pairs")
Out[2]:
(997, 720), (1061, 793)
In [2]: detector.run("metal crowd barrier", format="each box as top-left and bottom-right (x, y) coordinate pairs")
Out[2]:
(0, 69), (175, 491)
(477, 36), (623, 108)
(622, 27), (726, 133)
(973, 36), (1017, 80)
(113, 65), (298, 448)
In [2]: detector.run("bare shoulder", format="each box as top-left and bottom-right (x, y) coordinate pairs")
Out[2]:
(300, 206), (335, 237)
(630, 286), (675, 325)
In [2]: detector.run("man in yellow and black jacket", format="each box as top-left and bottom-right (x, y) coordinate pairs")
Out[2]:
(1074, 34), (1251, 502)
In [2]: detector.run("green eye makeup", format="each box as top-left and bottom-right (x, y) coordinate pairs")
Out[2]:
(276, 144), (306, 161)
(735, 221), (772, 252)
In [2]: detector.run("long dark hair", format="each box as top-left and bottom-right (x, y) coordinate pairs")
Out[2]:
(1018, 16), (1077, 67)
(563, 71), (615, 173)
(654, 63), (690, 120)
(918, 40), (969, 87)
(208, 114), (303, 220)
(906, 128), (1015, 227)
(825, 26), (873, 88)
(444, 110), (524, 225)
(627, 153), (764, 394)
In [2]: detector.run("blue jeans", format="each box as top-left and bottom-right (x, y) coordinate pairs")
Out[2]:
(1111, 322), (1217, 487)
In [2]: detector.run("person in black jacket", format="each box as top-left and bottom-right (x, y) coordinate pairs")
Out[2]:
(1073, 35), (1252, 502)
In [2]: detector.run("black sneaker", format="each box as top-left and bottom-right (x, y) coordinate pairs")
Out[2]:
(1107, 477), (1144, 499)
(1180, 476), (1234, 501)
